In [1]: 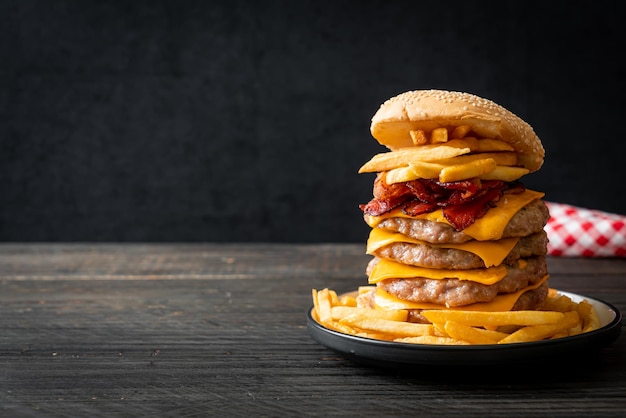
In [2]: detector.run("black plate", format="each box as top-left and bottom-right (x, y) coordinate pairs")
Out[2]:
(307, 290), (622, 368)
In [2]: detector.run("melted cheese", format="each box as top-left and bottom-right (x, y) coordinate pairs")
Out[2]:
(364, 189), (545, 241)
(374, 274), (550, 311)
(366, 228), (519, 267)
(368, 258), (508, 285)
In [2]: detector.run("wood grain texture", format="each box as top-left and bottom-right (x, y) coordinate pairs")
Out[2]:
(0, 244), (625, 416)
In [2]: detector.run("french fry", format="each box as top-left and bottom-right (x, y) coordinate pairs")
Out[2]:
(385, 161), (443, 183)
(443, 321), (508, 345)
(479, 166), (529, 182)
(451, 125), (472, 139)
(582, 300), (601, 332)
(329, 289), (339, 306)
(438, 158), (497, 183)
(540, 293), (574, 312)
(575, 299), (593, 326)
(395, 335), (470, 345)
(324, 319), (364, 335)
(339, 315), (435, 338)
(431, 321), (447, 338)
(460, 137), (479, 150)
(567, 322), (583, 336)
(331, 306), (408, 322)
(551, 331), (569, 339)
(476, 139), (515, 152)
(358, 139), (473, 173)
(431, 127), (449, 143)
(338, 294), (357, 307)
(438, 152), (518, 167)
(311, 289), (320, 320)
(421, 309), (568, 327)
(316, 288), (333, 324)
(356, 331), (396, 341)
(498, 311), (580, 344)
(496, 324), (522, 334)
(410, 129), (428, 145)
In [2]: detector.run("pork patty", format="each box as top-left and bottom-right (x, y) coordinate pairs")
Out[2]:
(372, 199), (549, 244)
(371, 231), (548, 269)
(377, 256), (548, 307)
(404, 282), (550, 323)
(356, 280), (550, 324)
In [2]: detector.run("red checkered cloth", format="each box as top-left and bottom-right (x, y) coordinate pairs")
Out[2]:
(544, 201), (626, 257)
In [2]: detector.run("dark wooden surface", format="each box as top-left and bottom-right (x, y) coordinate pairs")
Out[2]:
(1, 244), (625, 417)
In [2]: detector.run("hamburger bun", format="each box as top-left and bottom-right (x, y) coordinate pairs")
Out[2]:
(370, 90), (545, 172)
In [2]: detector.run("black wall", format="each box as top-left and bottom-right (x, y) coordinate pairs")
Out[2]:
(1, 0), (625, 242)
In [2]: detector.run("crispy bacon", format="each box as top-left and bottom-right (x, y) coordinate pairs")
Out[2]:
(359, 194), (411, 216)
(361, 176), (514, 230)
(442, 187), (503, 231)
(362, 174), (414, 216)
(404, 180), (439, 203)
(373, 173), (410, 199)
(402, 201), (438, 217)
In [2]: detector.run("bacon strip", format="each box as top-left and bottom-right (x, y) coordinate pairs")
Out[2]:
(402, 201), (438, 217)
(361, 177), (520, 230)
(442, 187), (503, 230)
(359, 194), (411, 216)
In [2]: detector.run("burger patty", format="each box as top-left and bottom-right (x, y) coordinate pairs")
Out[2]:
(377, 255), (548, 307)
(405, 282), (550, 323)
(371, 231), (548, 269)
(356, 281), (550, 324)
(372, 199), (549, 244)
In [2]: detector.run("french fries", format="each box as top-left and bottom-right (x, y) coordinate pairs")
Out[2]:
(358, 139), (474, 173)
(383, 152), (524, 184)
(420, 309), (569, 327)
(443, 321), (509, 345)
(358, 128), (528, 183)
(438, 158), (497, 183)
(479, 166), (530, 182)
(476, 138), (515, 152)
(311, 287), (601, 345)
(395, 335), (468, 345)
(451, 125), (472, 139)
(430, 127), (449, 143)
(410, 129), (428, 145)
(385, 161), (443, 183)
(358, 123), (529, 183)
(439, 152), (518, 166)
(497, 311), (580, 344)
(341, 316), (435, 338)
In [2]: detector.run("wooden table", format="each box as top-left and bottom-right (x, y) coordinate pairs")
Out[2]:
(1, 244), (624, 416)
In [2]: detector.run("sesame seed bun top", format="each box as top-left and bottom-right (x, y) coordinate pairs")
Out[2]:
(370, 90), (545, 172)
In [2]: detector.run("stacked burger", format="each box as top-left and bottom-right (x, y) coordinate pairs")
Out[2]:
(357, 90), (550, 323)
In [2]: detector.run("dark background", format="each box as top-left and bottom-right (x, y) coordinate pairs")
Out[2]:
(1, 0), (625, 243)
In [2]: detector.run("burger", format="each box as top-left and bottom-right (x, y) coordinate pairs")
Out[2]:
(356, 90), (550, 323)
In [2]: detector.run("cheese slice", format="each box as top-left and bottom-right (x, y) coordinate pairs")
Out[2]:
(374, 274), (550, 311)
(366, 228), (519, 267)
(364, 189), (545, 241)
(368, 258), (508, 285)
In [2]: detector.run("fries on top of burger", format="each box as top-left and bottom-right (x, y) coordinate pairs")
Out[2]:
(311, 90), (600, 345)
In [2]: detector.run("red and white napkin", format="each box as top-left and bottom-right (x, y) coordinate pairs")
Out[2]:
(544, 201), (626, 257)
